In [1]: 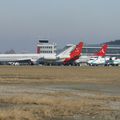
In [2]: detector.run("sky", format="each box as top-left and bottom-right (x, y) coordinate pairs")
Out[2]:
(0, 0), (120, 53)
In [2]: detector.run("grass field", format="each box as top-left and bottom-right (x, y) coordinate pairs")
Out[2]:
(0, 66), (120, 120)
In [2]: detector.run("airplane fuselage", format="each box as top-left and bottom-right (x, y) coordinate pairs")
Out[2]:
(0, 53), (56, 65)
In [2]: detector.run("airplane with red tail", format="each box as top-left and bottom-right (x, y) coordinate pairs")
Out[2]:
(75, 44), (108, 66)
(56, 42), (84, 65)
(63, 42), (83, 65)
(87, 44), (108, 66)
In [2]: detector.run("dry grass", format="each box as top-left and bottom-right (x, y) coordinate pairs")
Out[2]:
(0, 109), (35, 120)
(0, 66), (120, 84)
(0, 66), (120, 120)
(0, 93), (120, 120)
(0, 95), (111, 119)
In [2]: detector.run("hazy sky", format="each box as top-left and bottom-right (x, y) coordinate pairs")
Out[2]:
(0, 0), (120, 53)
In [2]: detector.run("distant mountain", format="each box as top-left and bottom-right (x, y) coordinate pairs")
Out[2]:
(4, 49), (16, 54)
(104, 40), (120, 45)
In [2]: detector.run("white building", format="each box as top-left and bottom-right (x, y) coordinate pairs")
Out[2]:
(37, 40), (57, 54)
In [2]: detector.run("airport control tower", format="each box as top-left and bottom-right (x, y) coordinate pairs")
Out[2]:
(37, 40), (57, 54)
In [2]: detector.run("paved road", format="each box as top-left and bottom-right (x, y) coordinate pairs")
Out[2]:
(0, 83), (120, 96)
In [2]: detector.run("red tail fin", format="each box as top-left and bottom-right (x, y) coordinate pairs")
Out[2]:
(64, 42), (83, 64)
(70, 42), (83, 59)
(95, 44), (108, 57)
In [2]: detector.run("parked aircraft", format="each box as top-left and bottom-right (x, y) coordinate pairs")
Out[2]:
(56, 42), (83, 65)
(0, 41), (83, 66)
(39, 44), (76, 65)
(87, 44), (108, 66)
(105, 57), (120, 66)
(40, 42), (83, 65)
(111, 57), (120, 66)
(0, 53), (56, 65)
(75, 44), (108, 65)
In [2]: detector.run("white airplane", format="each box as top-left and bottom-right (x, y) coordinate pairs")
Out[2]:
(87, 44), (108, 66)
(56, 42), (83, 65)
(40, 42), (84, 65)
(0, 53), (56, 65)
(112, 57), (120, 66)
(0, 41), (83, 66)
(38, 44), (76, 65)
(75, 44), (108, 66)
(105, 57), (120, 66)
(88, 56), (106, 66)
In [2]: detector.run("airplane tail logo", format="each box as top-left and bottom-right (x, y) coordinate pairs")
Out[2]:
(64, 42), (83, 64)
(70, 42), (83, 59)
(95, 44), (108, 57)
